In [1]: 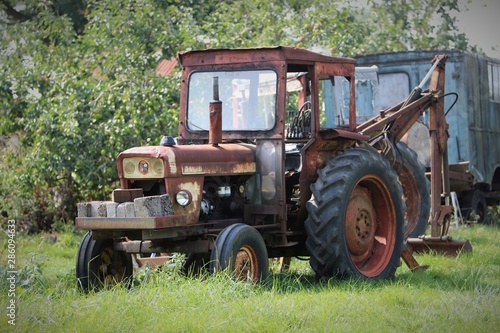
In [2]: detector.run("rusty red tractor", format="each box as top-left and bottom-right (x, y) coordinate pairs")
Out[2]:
(76, 47), (468, 291)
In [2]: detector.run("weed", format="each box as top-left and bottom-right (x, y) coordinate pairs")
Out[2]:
(0, 253), (48, 295)
(487, 206), (500, 227)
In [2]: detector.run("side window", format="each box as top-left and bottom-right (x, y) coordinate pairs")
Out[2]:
(320, 76), (351, 128)
(320, 67), (379, 127)
(489, 62), (500, 103)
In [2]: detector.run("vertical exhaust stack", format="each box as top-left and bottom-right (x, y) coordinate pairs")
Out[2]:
(209, 76), (222, 146)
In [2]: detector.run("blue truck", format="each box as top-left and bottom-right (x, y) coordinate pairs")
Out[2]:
(355, 50), (500, 223)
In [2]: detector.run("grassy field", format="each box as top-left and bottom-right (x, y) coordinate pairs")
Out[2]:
(1, 216), (500, 333)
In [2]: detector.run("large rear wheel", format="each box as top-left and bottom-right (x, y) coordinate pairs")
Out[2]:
(305, 148), (405, 280)
(210, 224), (268, 283)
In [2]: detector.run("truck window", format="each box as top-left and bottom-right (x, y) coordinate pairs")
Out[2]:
(376, 73), (410, 111)
(489, 62), (500, 102)
(187, 70), (277, 131)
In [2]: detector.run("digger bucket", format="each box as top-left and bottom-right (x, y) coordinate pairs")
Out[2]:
(402, 236), (472, 272)
(407, 236), (472, 256)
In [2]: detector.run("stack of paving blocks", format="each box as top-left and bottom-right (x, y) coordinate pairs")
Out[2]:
(77, 189), (174, 218)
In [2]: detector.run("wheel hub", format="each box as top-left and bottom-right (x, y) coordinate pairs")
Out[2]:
(234, 246), (258, 282)
(98, 246), (127, 287)
(346, 187), (377, 259)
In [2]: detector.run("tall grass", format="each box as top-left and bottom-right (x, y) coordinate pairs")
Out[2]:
(1, 219), (499, 333)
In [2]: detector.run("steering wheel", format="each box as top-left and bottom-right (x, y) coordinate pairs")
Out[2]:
(298, 101), (311, 114)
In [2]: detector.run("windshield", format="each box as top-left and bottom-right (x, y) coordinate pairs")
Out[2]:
(187, 70), (277, 131)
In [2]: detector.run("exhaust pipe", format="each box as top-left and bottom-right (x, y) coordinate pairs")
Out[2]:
(209, 76), (222, 146)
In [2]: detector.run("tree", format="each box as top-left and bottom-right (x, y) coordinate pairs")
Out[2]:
(364, 0), (469, 53)
(0, 0), (191, 228)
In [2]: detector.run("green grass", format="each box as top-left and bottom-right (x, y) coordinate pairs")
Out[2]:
(1, 220), (500, 333)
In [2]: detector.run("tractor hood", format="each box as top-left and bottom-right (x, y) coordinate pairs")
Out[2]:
(117, 143), (256, 179)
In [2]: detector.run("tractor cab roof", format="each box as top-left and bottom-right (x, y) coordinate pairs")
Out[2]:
(178, 46), (356, 70)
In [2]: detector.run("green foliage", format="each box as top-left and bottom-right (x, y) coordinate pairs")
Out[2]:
(0, 0), (183, 228)
(487, 206), (500, 227)
(0, 253), (48, 294)
(0, 0), (474, 228)
(366, 0), (469, 53)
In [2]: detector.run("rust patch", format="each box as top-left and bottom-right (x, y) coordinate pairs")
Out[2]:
(181, 162), (256, 175)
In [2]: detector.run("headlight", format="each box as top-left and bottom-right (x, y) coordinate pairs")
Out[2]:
(176, 190), (192, 206)
(123, 157), (164, 178)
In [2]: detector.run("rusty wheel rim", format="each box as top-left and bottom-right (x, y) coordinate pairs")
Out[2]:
(98, 246), (127, 287)
(345, 175), (397, 277)
(234, 245), (259, 283)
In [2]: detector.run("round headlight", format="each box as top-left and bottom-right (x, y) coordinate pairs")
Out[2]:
(176, 190), (192, 207)
(138, 160), (149, 175)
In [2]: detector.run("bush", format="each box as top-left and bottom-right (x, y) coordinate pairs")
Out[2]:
(0, 1), (186, 229)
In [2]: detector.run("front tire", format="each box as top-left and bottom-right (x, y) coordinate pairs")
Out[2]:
(76, 231), (133, 291)
(305, 148), (405, 280)
(210, 224), (268, 283)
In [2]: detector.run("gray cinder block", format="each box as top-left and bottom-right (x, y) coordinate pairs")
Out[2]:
(117, 202), (135, 218)
(106, 202), (119, 217)
(161, 194), (174, 216)
(134, 194), (174, 217)
(89, 201), (107, 217)
(77, 202), (91, 217)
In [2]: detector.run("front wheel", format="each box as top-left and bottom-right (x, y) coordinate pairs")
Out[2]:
(210, 224), (268, 283)
(76, 231), (133, 291)
(305, 148), (405, 280)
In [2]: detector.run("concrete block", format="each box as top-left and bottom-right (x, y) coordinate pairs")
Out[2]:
(134, 194), (174, 217)
(106, 202), (119, 217)
(89, 201), (107, 217)
(77, 202), (91, 217)
(161, 194), (174, 216)
(117, 202), (135, 218)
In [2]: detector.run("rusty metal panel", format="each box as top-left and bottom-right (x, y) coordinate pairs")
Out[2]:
(75, 215), (187, 230)
(164, 176), (203, 225)
(117, 143), (256, 179)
